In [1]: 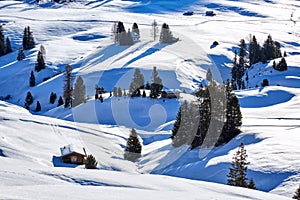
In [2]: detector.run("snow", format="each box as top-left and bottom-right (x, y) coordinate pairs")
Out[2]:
(0, 0), (300, 199)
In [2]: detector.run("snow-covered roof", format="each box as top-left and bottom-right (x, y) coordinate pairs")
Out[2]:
(60, 144), (86, 157)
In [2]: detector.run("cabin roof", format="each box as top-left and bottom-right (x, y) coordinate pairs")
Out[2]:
(60, 144), (85, 157)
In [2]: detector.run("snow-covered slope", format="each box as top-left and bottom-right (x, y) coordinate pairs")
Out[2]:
(0, 0), (300, 198)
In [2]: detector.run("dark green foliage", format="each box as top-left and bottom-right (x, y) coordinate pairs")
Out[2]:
(22, 26), (35, 50)
(5, 37), (12, 54)
(117, 87), (122, 97)
(124, 128), (142, 162)
(231, 39), (247, 90)
(25, 91), (33, 109)
(49, 92), (57, 104)
(85, 154), (97, 169)
(129, 68), (144, 97)
(35, 101), (41, 112)
(35, 51), (46, 72)
(57, 96), (64, 107)
(72, 76), (86, 107)
(132, 22), (140, 35)
(150, 67), (163, 98)
(249, 35), (260, 66)
(63, 64), (73, 108)
(293, 184), (300, 200)
(261, 79), (269, 87)
(227, 143), (254, 188)
(29, 71), (35, 87)
(159, 23), (177, 44)
(17, 48), (25, 61)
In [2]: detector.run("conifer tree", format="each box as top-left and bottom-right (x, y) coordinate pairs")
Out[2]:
(263, 34), (276, 60)
(142, 90), (146, 98)
(25, 91), (34, 109)
(124, 128), (142, 162)
(159, 23), (175, 44)
(35, 101), (41, 112)
(132, 22), (140, 36)
(57, 96), (64, 107)
(276, 57), (288, 71)
(151, 20), (159, 41)
(72, 76), (86, 107)
(63, 64), (73, 108)
(249, 35), (260, 66)
(0, 26), (5, 56)
(113, 87), (118, 97)
(227, 143), (251, 188)
(23, 26), (35, 50)
(29, 71), (35, 87)
(293, 184), (300, 200)
(49, 92), (57, 104)
(248, 178), (256, 190)
(35, 51), (46, 72)
(117, 87), (122, 97)
(5, 37), (12, 54)
(17, 48), (25, 61)
(99, 94), (103, 103)
(85, 154), (97, 169)
(129, 68), (144, 97)
(150, 66), (163, 98)
(261, 79), (269, 87)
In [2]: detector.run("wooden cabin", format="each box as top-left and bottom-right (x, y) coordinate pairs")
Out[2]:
(60, 144), (86, 165)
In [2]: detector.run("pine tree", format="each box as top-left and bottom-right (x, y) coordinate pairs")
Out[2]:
(35, 51), (46, 72)
(124, 128), (142, 161)
(113, 87), (118, 97)
(263, 34), (276, 60)
(247, 178), (256, 190)
(276, 57), (288, 71)
(5, 37), (12, 54)
(99, 94), (103, 103)
(117, 87), (122, 97)
(261, 79), (269, 87)
(85, 154), (97, 169)
(119, 29), (134, 46)
(49, 92), (57, 104)
(249, 35), (260, 66)
(129, 68), (144, 97)
(151, 20), (159, 41)
(111, 21), (118, 44)
(63, 64), (73, 108)
(57, 96), (64, 107)
(159, 23), (175, 44)
(227, 143), (250, 188)
(29, 71), (35, 87)
(35, 101), (41, 112)
(23, 26), (35, 50)
(132, 22), (140, 36)
(0, 26), (5, 56)
(293, 184), (300, 200)
(72, 76), (86, 107)
(17, 48), (25, 61)
(150, 66), (163, 98)
(142, 90), (146, 98)
(25, 91), (34, 109)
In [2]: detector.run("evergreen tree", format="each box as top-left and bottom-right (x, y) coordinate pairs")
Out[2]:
(249, 35), (260, 66)
(227, 143), (251, 188)
(99, 94), (103, 103)
(0, 26), (5, 56)
(35, 51), (46, 72)
(17, 48), (25, 61)
(39, 44), (46, 59)
(129, 68), (144, 97)
(293, 184), (300, 200)
(159, 23), (175, 44)
(111, 21), (118, 43)
(151, 20), (159, 41)
(85, 154), (97, 169)
(23, 26), (35, 50)
(5, 37), (12, 54)
(72, 76), (86, 107)
(35, 101), (41, 112)
(276, 57), (288, 71)
(113, 87), (118, 97)
(263, 34), (276, 60)
(248, 178), (256, 190)
(25, 91), (34, 109)
(123, 89), (127, 96)
(261, 79), (269, 87)
(117, 87), (122, 97)
(132, 22), (140, 36)
(283, 51), (287, 57)
(231, 51), (238, 87)
(57, 96), (64, 107)
(49, 92), (57, 104)
(119, 29), (134, 46)
(63, 64), (74, 108)
(29, 71), (35, 87)
(145, 81), (151, 90)
(142, 90), (146, 98)
(124, 128), (142, 161)
(150, 67), (163, 98)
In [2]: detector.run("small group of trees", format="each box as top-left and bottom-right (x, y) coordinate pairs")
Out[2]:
(232, 34), (286, 90)
(227, 143), (256, 189)
(124, 128), (142, 162)
(272, 57), (287, 71)
(49, 92), (64, 107)
(112, 21), (139, 46)
(23, 26), (35, 50)
(171, 71), (242, 149)
(0, 25), (13, 57)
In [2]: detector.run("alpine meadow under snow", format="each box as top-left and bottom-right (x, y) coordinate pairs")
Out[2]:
(0, 0), (300, 199)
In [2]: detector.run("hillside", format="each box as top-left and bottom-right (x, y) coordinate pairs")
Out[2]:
(0, 0), (300, 199)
